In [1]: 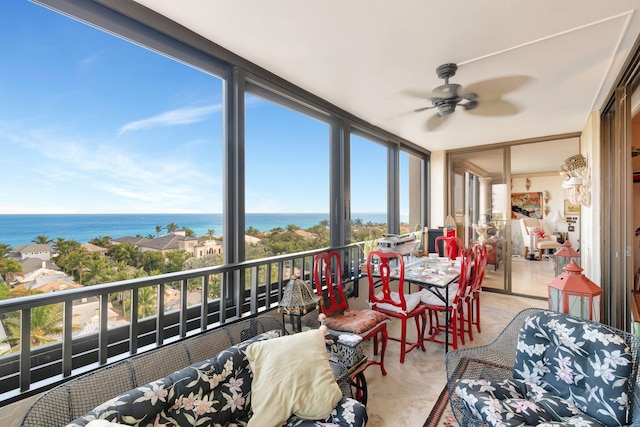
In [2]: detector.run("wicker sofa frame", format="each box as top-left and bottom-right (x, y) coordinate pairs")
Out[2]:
(20, 316), (353, 426)
(445, 308), (640, 427)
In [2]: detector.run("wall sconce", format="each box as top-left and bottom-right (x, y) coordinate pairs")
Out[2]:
(560, 154), (590, 207)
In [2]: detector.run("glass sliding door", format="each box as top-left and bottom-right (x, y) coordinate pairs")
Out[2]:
(449, 148), (508, 292)
(510, 139), (579, 298)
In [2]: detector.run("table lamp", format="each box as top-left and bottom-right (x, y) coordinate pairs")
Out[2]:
(278, 276), (321, 333)
(550, 210), (565, 233)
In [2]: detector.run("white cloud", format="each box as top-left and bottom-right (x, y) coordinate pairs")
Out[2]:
(118, 104), (221, 135)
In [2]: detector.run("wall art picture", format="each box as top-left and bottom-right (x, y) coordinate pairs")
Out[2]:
(511, 192), (543, 219)
(564, 199), (580, 215)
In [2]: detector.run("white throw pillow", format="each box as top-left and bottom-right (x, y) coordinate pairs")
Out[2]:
(374, 291), (421, 314)
(245, 328), (342, 427)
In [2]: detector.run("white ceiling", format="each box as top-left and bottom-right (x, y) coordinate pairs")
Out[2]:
(131, 0), (640, 154)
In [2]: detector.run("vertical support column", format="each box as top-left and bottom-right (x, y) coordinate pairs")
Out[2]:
(478, 177), (492, 223)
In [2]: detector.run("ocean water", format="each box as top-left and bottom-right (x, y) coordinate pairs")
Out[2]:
(0, 213), (387, 247)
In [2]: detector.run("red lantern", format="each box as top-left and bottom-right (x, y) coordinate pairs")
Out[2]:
(554, 241), (581, 276)
(548, 260), (601, 321)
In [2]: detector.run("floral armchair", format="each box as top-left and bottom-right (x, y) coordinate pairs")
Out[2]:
(446, 308), (640, 427)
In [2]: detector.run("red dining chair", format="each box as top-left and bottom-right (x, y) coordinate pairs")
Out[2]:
(366, 250), (426, 363)
(462, 244), (488, 341)
(314, 251), (389, 375)
(421, 247), (473, 351)
(434, 235), (463, 260)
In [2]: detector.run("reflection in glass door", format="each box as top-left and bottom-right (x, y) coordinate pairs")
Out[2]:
(449, 148), (508, 292)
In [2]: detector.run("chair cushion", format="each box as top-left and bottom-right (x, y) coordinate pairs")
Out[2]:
(512, 310), (632, 426)
(455, 378), (606, 427)
(323, 309), (389, 334)
(419, 284), (458, 306)
(455, 311), (633, 427)
(374, 291), (421, 314)
(245, 328), (342, 427)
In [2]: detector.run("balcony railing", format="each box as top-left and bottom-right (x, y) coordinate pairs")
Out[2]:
(0, 243), (363, 406)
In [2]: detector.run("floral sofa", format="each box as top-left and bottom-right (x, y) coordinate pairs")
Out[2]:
(21, 316), (366, 427)
(446, 309), (640, 427)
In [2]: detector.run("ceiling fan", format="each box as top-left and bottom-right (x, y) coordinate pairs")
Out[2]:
(414, 63), (478, 117)
(411, 63), (530, 131)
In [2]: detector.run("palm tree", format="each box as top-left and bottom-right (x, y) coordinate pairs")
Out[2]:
(165, 250), (191, 273)
(0, 258), (22, 283)
(0, 243), (12, 258)
(155, 225), (164, 237)
(2, 287), (64, 348)
(166, 222), (179, 233)
(207, 228), (216, 240)
(32, 235), (52, 244)
(123, 286), (157, 319)
(245, 226), (260, 237)
(108, 242), (138, 266)
(83, 257), (113, 286)
(57, 250), (87, 284)
(3, 304), (64, 348)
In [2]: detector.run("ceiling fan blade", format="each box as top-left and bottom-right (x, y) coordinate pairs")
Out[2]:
(464, 75), (532, 98)
(467, 99), (520, 116)
(463, 100), (478, 111)
(426, 113), (451, 131)
(462, 91), (478, 101)
(414, 105), (436, 113)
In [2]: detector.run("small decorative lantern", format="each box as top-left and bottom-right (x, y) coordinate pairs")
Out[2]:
(554, 241), (581, 276)
(548, 260), (601, 321)
(278, 277), (321, 333)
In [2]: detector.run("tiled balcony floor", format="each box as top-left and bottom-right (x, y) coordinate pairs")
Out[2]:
(359, 291), (547, 427)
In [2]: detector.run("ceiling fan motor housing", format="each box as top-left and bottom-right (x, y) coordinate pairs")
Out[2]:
(436, 63), (458, 80)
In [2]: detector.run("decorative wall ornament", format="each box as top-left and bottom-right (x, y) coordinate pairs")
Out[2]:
(560, 154), (591, 207)
(525, 178), (531, 191)
(543, 190), (551, 217)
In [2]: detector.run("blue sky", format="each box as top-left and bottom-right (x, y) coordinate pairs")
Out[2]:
(0, 0), (394, 214)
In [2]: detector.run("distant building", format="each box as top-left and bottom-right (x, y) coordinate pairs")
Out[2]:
(111, 236), (148, 246)
(10, 259), (60, 287)
(133, 230), (199, 256)
(17, 267), (77, 291)
(195, 239), (223, 258)
(81, 242), (108, 257)
(245, 235), (262, 245)
(12, 243), (52, 261)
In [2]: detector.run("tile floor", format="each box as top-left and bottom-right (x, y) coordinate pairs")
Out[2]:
(479, 255), (556, 298)
(359, 291), (547, 427)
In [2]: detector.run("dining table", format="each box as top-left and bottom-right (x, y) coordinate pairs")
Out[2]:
(369, 255), (461, 351)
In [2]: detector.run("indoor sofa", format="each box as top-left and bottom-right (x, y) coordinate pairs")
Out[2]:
(20, 316), (366, 427)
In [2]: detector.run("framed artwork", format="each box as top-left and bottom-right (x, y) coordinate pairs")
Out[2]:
(511, 192), (543, 219)
(564, 200), (580, 215)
